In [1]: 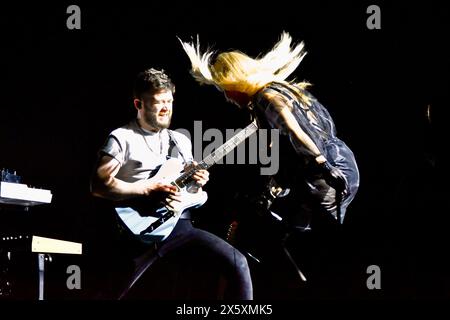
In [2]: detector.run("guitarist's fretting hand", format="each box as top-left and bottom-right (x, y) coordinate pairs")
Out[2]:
(184, 161), (210, 188)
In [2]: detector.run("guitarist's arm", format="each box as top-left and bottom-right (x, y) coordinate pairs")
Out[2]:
(91, 155), (177, 201)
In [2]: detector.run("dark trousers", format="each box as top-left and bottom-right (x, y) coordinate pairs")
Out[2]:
(116, 219), (253, 300)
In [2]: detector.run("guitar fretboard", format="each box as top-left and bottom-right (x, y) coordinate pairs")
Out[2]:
(174, 121), (258, 188)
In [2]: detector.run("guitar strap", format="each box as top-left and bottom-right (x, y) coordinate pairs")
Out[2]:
(167, 130), (189, 164)
(167, 130), (192, 220)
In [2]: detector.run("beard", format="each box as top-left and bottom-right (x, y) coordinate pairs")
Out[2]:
(144, 111), (172, 130)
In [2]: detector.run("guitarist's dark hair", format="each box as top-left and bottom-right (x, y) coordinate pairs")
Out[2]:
(133, 68), (176, 99)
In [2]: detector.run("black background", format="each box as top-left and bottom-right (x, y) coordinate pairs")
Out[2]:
(1, 1), (449, 301)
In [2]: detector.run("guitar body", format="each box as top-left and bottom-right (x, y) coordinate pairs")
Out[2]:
(115, 158), (208, 243)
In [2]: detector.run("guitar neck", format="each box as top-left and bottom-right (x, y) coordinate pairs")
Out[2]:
(174, 121), (258, 188)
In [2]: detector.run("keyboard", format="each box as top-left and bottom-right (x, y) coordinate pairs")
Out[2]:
(0, 181), (52, 207)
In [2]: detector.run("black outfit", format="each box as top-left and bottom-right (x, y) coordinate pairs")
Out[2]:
(253, 83), (360, 226)
(226, 83), (360, 298)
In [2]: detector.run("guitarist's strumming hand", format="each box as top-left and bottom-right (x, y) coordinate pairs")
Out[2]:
(165, 189), (183, 212)
(136, 181), (178, 197)
(135, 180), (182, 211)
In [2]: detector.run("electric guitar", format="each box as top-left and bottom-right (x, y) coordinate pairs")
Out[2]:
(115, 121), (258, 243)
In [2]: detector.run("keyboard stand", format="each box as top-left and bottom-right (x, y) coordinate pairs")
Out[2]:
(38, 253), (47, 301)
(1, 171), (55, 300)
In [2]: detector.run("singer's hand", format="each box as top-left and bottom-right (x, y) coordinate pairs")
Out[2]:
(318, 161), (348, 196)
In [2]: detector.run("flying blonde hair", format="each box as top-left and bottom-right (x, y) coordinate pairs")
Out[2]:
(179, 32), (312, 104)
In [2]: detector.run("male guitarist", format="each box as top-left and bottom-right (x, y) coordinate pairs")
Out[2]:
(90, 68), (252, 300)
